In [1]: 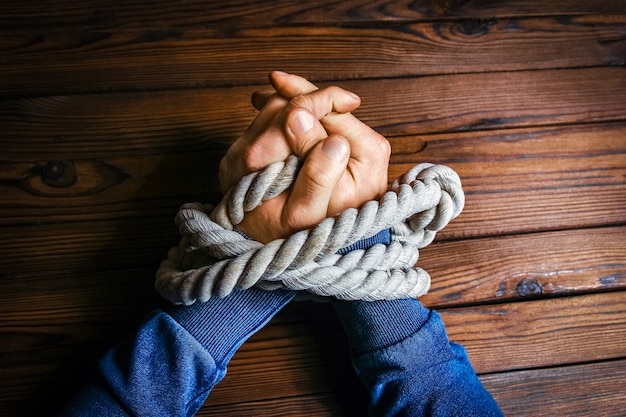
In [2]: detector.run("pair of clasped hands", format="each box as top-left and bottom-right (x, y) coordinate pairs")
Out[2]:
(220, 71), (391, 244)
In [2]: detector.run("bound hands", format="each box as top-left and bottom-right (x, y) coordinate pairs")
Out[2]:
(219, 72), (391, 243)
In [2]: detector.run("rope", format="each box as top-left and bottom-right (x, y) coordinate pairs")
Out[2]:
(155, 155), (464, 305)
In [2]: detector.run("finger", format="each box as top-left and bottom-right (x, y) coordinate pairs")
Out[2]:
(249, 71), (311, 110)
(269, 71), (319, 98)
(322, 112), (391, 207)
(219, 94), (290, 191)
(322, 112), (390, 163)
(281, 87), (361, 158)
(251, 90), (276, 111)
(283, 135), (350, 230)
(286, 85), (361, 122)
(270, 71), (361, 115)
(270, 71), (362, 115)
(241, 93), (288, 142)
(284, 108), (329, 158)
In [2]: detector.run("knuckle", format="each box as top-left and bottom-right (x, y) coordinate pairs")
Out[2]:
(325, 86), (349, 107)
(288, 94), (311, 110)
(368, 131), (391, 160)
(378, 135), (392, 159)
(283, 210), (308, 233)
(241, 140), (266, 172)
(325, 85), (344, 95)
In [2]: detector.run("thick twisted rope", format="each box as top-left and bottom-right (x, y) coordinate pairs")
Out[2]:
(156, 155), (464, 305)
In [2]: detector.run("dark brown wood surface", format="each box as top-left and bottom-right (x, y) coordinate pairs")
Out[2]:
(1, 1), (625, 416)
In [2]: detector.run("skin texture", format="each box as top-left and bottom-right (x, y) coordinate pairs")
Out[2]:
(219, 72), (391, 243)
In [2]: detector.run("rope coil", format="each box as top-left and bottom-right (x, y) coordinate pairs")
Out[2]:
(156, 155), (464, 305)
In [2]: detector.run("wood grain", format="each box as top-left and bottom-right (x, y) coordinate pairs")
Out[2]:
(390, 122), (626, 237)
(482, 359), (626, 417)
(196, 359), (626, 416)
(197, 359), (626, 416)
(419, 226), (626, 307)
(0, 219), (179, 275)
(1, 0), (624, 31)
(0, 151), (223, 226)
(1, 15), (624, 96)
(3, 68), (624, 151)
(2, 1), (626, 416)
(0, 269), (162, 415)
(4, 289), (625, 414)
(441, 291), (626, 373)
(198, 392), (366, 417)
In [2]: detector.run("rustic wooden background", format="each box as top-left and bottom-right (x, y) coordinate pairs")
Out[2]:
(1, 1), (625, 416)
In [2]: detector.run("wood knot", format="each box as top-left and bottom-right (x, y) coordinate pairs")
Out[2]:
(455, 19), (497, 36)
(515, 278), (543, 298)
(41, 160), (77, 188)
(19, 159), (129, 197)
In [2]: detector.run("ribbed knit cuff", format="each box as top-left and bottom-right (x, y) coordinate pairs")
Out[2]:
(337, 229), (391, 255)
(167, 288), (296, 365)
(333, 298), (431, 355)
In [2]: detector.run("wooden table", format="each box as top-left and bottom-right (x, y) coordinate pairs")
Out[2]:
(2, 1), (625, 415)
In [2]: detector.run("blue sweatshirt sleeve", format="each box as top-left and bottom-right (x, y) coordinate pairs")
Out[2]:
(58, 288), (296, 417)
(58, 230), (392, 416)
(64, 228), (500, 416)
(333, 299), (503, 417)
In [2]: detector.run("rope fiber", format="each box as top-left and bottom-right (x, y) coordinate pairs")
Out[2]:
(156, 155), (464, 305)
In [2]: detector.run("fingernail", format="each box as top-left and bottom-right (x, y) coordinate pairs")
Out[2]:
(290, 110), (315, 135)
(322, 136), (349, 162)
(273, 70), (288, 76)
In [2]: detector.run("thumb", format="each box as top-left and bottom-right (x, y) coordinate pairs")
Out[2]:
(283, 135), (350, 229)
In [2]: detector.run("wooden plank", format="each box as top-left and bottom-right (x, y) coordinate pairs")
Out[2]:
(1, 179), (623, 278)
(2, 15), (625, 96)
(203, 330), (357, 408)
(350, 68), (626, 135)
(2, 68), (624, 152)
(2, 226), (622, 343)
(481, 359), (626, 417)
(441, 291), (626, 374)
(0, 269), (162, 415)
(198, 392), (366, 417)
(0, 218), (179, 275)
(0, 269), (160, 355)
(4, 120), (625, 235)
(0, 363), (86, 417)
(419, 226), (626, 307)
(2, 266), (624, 410)
(1, 0), (624, 31)
(0, 89), (253, 161)
(0, 151), (223, 226)
(201, 359), (626, 416)
(391, 122), (626, 237)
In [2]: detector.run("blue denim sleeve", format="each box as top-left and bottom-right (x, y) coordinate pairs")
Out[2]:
(333, 299), (503, 417)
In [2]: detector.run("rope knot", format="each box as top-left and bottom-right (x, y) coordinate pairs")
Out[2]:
(155, 158), (464, 305)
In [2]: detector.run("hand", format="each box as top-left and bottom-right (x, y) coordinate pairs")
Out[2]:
(220, 72), (391, 243)
(219, 72), (362, 190)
